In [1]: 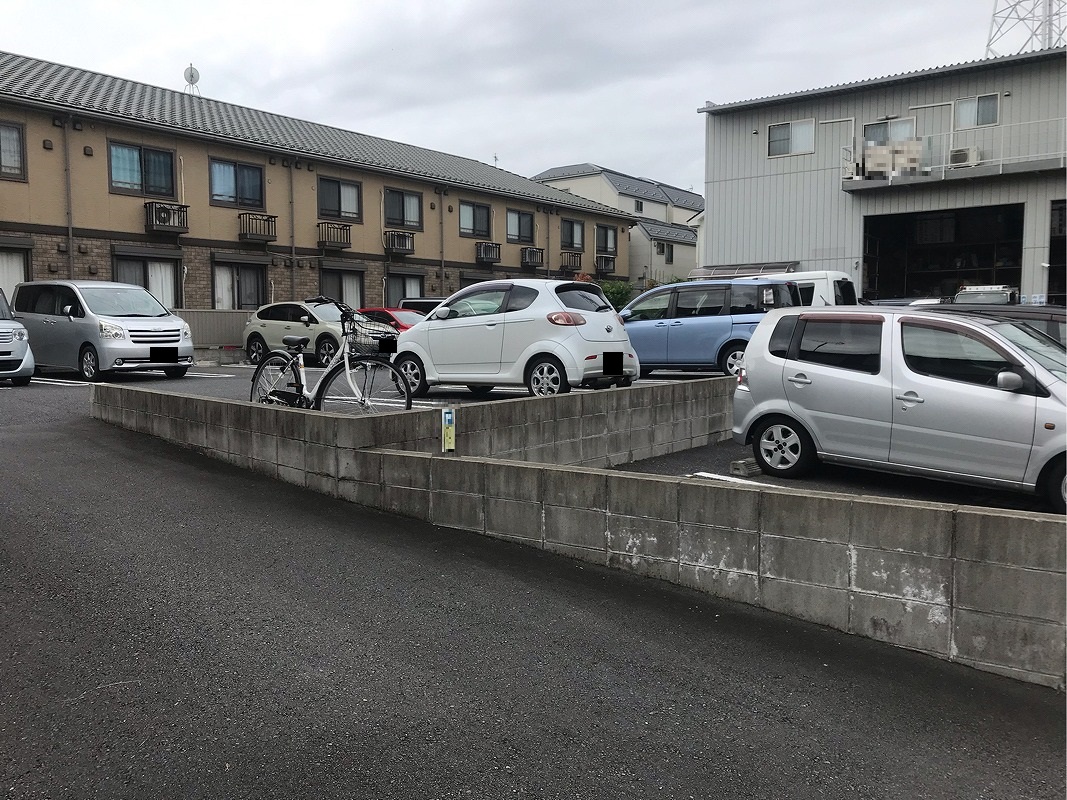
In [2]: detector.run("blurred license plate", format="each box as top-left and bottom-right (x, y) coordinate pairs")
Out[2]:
(603, 351), (623, 375)
(151, 347), (178, 362)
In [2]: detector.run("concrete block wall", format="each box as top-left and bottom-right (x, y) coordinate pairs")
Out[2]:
(89, 381), (1066, 688)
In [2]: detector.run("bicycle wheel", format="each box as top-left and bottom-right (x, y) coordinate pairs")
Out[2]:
(250, 353), (302, 406)
(315, 356), (412, 415)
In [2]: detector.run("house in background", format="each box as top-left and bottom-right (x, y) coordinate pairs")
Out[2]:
(0, 52), (632, 329)
(532, 164), (703, 286)
(699, 48), (1065, 302)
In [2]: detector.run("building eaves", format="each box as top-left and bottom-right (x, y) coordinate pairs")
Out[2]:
(636, 219), (698, 245)
(0, 51), (630, 221)
(699, 47), (1067, 115)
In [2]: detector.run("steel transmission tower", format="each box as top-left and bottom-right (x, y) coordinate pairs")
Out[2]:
(986, 0), (1066, 57)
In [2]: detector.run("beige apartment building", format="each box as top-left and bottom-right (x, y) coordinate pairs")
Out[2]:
(0, 52), (633, 319)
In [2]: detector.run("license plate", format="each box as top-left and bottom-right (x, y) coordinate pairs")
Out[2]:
(377, 337), (397, 354)
(151, 347), (179, 362)
(603, 351), (623, 375)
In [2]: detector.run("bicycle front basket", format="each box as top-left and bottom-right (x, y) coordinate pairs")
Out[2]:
(346, 316), (397, 356)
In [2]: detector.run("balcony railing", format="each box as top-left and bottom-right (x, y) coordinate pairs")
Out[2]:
(317, 221), (352, 249)
(559, 252), (582, 272)
(521, 247), (545, 269)
(384, 230), (415, 255)
(238, 212), (277, 242)
(144, 201), (189, 234)
(842, 117), (1066, 190)
(595, 255), (616, 274)
(475, 241), (501, 264)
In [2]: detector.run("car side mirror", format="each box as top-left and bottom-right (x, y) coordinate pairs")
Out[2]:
(299, 315), (311, 327)
(619, 309), (632, 321)
(432, 306), (450, 320)
(997, 370), (1024, 391)
(62, 304), (75, 319)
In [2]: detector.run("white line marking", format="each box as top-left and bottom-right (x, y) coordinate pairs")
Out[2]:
(688, 471), (769, 487)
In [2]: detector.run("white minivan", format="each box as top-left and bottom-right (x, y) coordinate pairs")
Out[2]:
(688, 268), (858, 306)
(12, 280), (194, 380)
(733, 306), (1067, 512)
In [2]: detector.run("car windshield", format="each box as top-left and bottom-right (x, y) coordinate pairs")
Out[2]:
(79, 286), (169, 317)
(990, 320), (1067, 381)
(557, 284), (613, 312)
(392, 310), (426, 325)
(0, 289), (12, 320)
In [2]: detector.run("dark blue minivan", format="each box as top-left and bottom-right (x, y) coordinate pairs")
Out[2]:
(619, 278), (801, 377)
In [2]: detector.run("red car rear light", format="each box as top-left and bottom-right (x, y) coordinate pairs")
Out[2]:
(547, 311), (587, 326)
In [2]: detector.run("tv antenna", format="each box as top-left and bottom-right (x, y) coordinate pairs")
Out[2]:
(986, 0), (1065, 57)
(183, 63), (201, 96)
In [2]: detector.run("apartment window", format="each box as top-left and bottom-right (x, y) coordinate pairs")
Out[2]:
(318, 177), (362, 221)
(114, 258), (180, 308)
(384, 189), (422, 229)
(0, 122), (25, 180)
(506, 209), (534, 243)
(0, 249), (28, 298)
(863, 118), (915, 144)
(595, 225), (617, 255)
(955, 94), (999, 129)
(109, 142), (174, 197)
(634, 199), (644, 213)
(655, 241), (674, 263)
(768, 119), (815, 157)
(561, 219), (584, 250)
(459, 201), (490, 238)
(321, 269), (364, 307)
(210, 159), (264, 208)
(213, 263), (266, 309)
(386, 274), (424, 307)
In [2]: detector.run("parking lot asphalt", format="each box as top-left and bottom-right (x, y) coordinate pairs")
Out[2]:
(1, 373), (1064, 798)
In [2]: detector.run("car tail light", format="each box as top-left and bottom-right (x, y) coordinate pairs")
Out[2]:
(736, 367), (748, 388)
(547, 311), (587, 326)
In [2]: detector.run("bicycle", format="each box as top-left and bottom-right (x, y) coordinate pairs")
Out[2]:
(249, 296), (412, 415)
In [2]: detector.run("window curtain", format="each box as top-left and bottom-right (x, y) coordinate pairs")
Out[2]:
(237, 165), (262, 207)
(144, 150), (173, 196)
(341, 272), (363, 307)
(214, 266), (236, 309)
(340, 183), (359, 217)
(111, 144), (142, 190)
(0, 250), (26, 299)
(403, 194), (419, 226)
(0, 126), (22, 175)
(211, 162), (236, 203)
(148, 261), (177, 308)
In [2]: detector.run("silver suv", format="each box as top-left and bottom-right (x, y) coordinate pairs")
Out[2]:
(12, 280), (194, 381)
(732, 306), (1067, 512)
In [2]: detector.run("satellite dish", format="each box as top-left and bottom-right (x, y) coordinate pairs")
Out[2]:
(184, 64), (200, 85)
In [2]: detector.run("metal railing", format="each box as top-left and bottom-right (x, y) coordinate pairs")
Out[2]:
(238, 212), (277, 242)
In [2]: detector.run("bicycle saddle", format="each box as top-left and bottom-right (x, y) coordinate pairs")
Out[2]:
(282, 335), (311, 350)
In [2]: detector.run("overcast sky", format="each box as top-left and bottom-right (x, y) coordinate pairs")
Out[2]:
(4, 0), (1006, 194)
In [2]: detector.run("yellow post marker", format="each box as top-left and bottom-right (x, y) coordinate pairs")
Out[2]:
(441, 407), (456, 452)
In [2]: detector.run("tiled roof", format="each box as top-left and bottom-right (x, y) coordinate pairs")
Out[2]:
(636, 219), (698, 245)
(700, 47), (1066, 114)
(532, 163), (705, 212)
(0, 51), (629, 219)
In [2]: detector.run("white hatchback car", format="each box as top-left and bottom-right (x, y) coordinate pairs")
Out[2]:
(732, 306), (1067, 512)
(393, 279), (640, 396)
(243, 299), (394, 366)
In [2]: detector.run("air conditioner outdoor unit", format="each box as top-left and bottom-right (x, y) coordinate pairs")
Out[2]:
(154, 204), (177, 225)
(949, 146), (980, 167)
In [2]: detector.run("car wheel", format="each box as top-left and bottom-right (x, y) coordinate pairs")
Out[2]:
(719, 341), (747, 376)
(394, 353), (430, 398)
(164, 367), (188, 379)
(751, 416), (817, 478)
(247, 335), (268, 366)
(1043, 458), (1066, 514)
(526, 356), (570, 396)
(79, 345), (102, 382)
(466, 385), (495, 397)
(10, 376), (31, 387)
(315, 336), (339, 367)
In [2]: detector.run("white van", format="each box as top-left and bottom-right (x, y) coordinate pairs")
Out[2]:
(688, 268), (858, 306)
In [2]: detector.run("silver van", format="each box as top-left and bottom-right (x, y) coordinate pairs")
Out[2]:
(12, 280), (194, 380)
(732, 306), (1067, 512)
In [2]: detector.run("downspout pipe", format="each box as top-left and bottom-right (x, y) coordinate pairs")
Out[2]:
(289, 159), (296, 300)
(59, 115), (74, 278)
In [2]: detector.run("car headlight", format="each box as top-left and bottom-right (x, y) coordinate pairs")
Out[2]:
(182, 323), (192, 340)
(99, 320), (126, 340)
(14, 328), (27, 342)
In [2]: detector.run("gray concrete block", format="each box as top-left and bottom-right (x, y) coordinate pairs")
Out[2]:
(761, 488), (852, 543)
(849, 592), (950, 656)
(382, 450), (432, 490)
(556, 438), (583, 465)
(761, 577), (849, 631)
(678, 564), (759, 605)
(607, 514), (679, 562)
(679, 481), (760, 531)
(204, 424), (227, 451)
(543, 466), (607, 509)
(485, 461), (543, 502)
(852, 548), (952, 604)
(955, 509), (1067, 571)
(306, 471), (338, 499)
(304, 413), (338, 448)
(581, 411), (608, 439)
(277, 464), (306, 488)
(850, 497), (954, 555)
(955, 561), (1066, 623)
(543, 540), (607, 566)
(338, 448), (381, 482)
(486, 497), (542, 543)
(382, 485), (431, 520)
(432, 492), (484, 532)
(250, 431), (278, 464)
(953, 609), (1066, 684)
(762, 535), (849, 588)
(431, 456), (484, 494)
(249, 458), (278, 479)
(305, 443), (336, 477)
(679, 523), (759, 575)
(227, 427), (253, 457)
(544, 505), (606, 550)
(581, 433), (608, 462)
(491, 424), (527, 454)
(338, 479), (383, 509)
(608, 550), (679, 582)
(608, 474), (679, 521)
(277, 437), (305, 472)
